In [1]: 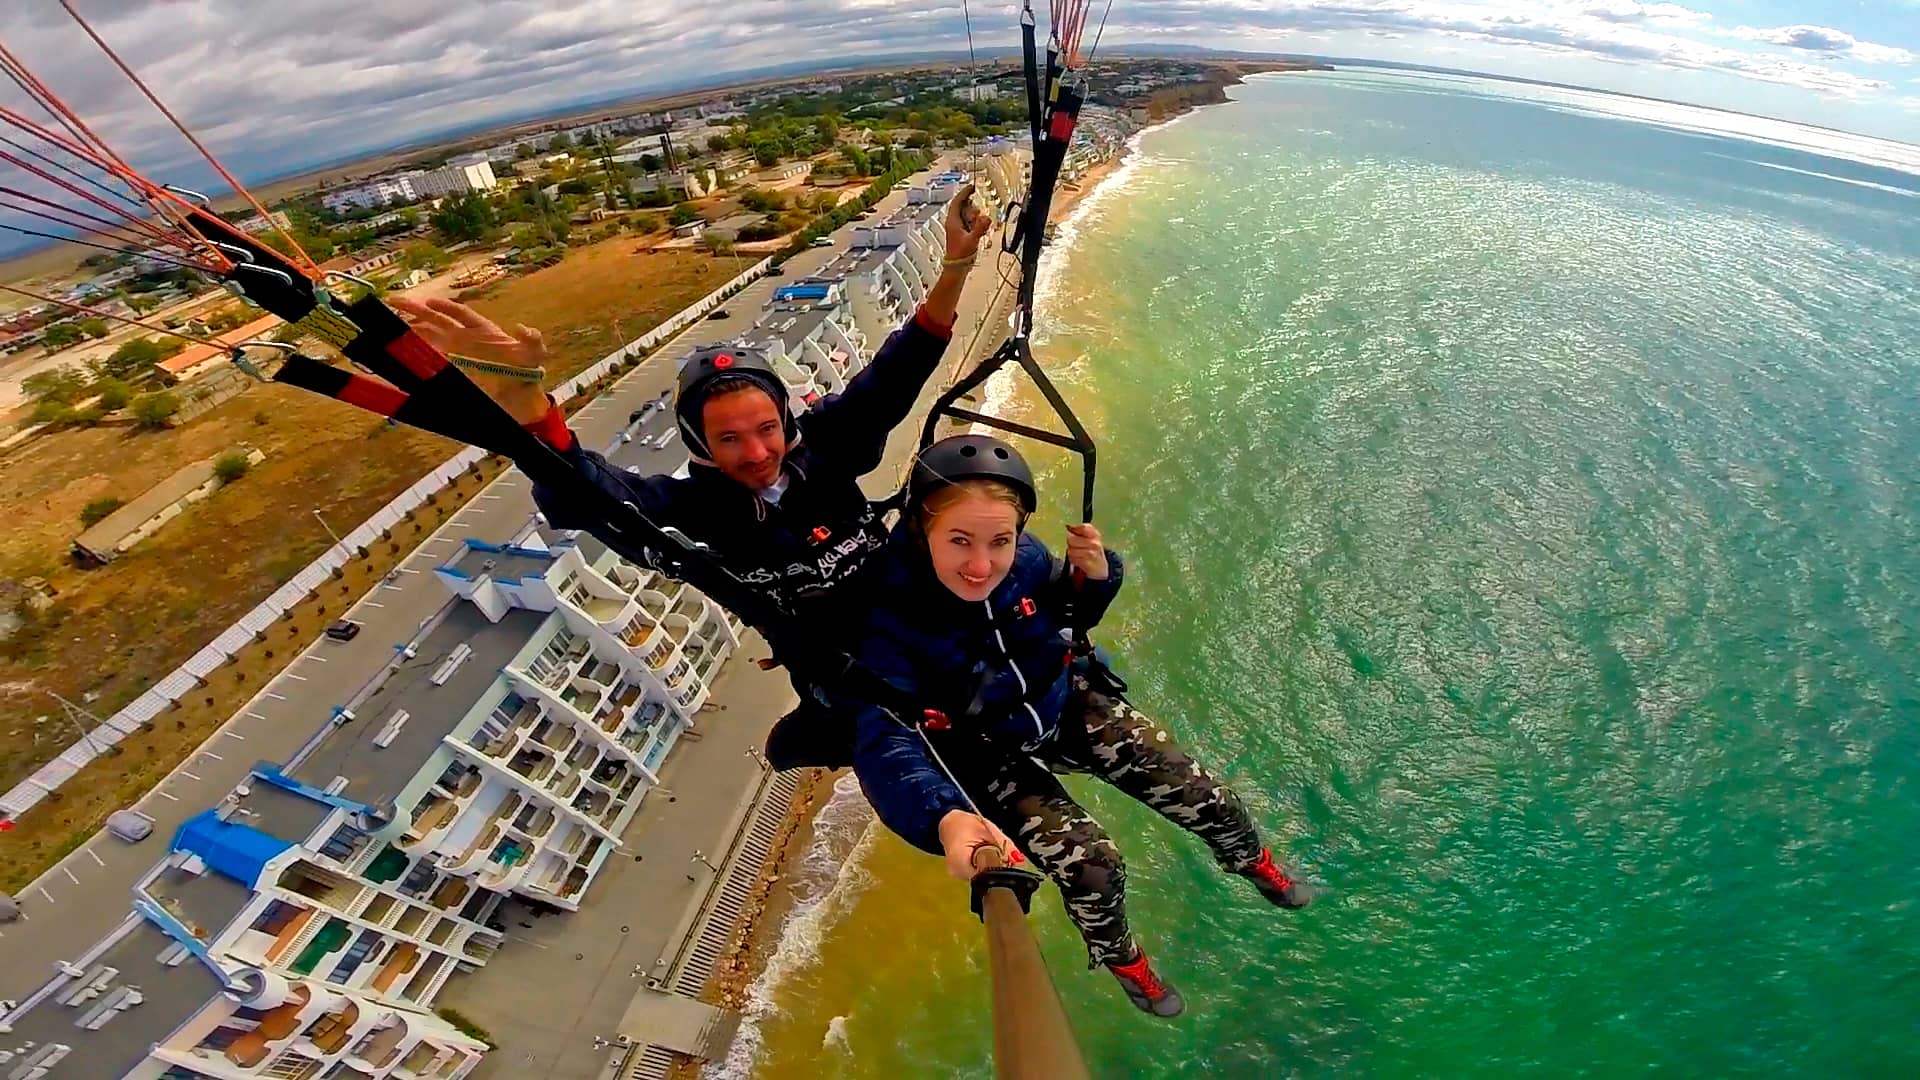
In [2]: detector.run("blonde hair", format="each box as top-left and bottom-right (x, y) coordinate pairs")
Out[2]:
(916, 478), (1029, 535)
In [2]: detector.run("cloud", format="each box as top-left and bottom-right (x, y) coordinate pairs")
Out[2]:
(1731, 23), (1918, 65)
(0, 0), (1909, 198)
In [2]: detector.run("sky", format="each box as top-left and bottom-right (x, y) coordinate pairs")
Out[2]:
(1, 0), (1916, 193)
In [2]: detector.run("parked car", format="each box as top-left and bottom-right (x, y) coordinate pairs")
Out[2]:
(707, 309), (730, 321)
(106, 809), (154, 844)
(810, 236), (834, 248)
(765, 267), (786, 278)
(324, 619), (361, 642)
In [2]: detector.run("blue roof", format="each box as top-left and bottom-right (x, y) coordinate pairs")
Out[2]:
(773, 284), (832, 302)
(171, 809), (293, 888)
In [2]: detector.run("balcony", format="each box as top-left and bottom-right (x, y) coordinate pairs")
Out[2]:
(371, 943), (421, 994)
(401, 794), (459, 850)
(511, 802), (556, 839)
(348, 1016), (408, 1070)
(398, 1043), (443, 1076)
(559, 681), (602, 719)
(571, 788), (610, 819)
(529, 716), (575, 753)
(570, 589), (627, 625)
(507, 747), (553, 783)
(289, 918), (353, 977)
(599, 683), (645, 734)
(302, 1000), (360, 1054)
(218, 984), (312, 1065)
(560, 866), (590, 899)
(429, 876), (470, 911)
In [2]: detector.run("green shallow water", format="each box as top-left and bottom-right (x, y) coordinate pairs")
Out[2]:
(732, 71), (1920, 1078)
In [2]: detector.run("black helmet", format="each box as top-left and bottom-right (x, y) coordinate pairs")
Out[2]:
(908, 434), (1037, 515)
(674, 344), (795, 462)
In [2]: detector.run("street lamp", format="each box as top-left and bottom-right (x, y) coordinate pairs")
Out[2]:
(744, 746), (770, 772)
(312, 508), (343, 546)
(690, 849), (719, 874)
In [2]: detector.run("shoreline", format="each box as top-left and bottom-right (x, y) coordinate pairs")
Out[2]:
(691, 99), (1217, 1077)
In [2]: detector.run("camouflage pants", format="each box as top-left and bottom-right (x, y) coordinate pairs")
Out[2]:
(978, 676), (1264, 967)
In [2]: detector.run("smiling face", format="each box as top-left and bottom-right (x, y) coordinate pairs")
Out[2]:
(701, 384), (787, 490)
(921, 481), (1026, 602)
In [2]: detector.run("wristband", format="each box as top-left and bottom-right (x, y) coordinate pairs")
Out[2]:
(941, 253), (977, 270)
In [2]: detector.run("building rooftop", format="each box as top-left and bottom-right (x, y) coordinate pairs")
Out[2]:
(888, 201), (946, 227)
(749, 304), (842, 354)
(73, 454), (223, 557)
(146, 854), (254, 943)
(240, 777), (337, 847)
(288, 604), (548, 810)
(849, 246), (901, 278)
(448, 541), (555, 583)
(0, 914), (222, 1080)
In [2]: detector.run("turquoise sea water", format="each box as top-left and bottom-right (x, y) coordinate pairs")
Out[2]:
(737, 71), (1920, 1078)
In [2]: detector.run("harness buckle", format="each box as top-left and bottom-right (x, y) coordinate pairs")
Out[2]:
(810, 526), (831, 544)
(922, 709), (951, 731)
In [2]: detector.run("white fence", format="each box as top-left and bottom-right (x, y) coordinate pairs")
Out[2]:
(0, 257), (772, 819)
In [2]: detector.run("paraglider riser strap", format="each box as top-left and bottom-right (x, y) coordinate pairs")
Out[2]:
(972, 866), (1045, 921)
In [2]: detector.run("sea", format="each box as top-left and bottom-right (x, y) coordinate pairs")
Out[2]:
(722, 69), (1920, 1078)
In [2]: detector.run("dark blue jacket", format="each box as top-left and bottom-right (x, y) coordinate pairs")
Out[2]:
(533, 312), (952, 647)
(851, 527), (1124, 854)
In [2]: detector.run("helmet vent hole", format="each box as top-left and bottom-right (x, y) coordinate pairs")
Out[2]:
(960, 445), (977, 458)
(993, 447), (1008, 459)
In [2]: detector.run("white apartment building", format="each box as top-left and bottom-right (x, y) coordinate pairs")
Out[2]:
(409, 162), (498, 200)
(740, 298), (869, 402)
(322, 176), (419, 215)
(0, 525), (744, 1078)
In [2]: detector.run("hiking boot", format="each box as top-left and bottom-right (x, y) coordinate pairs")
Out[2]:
(1107, 949), (1185, 1017)
(1240, 848), (1314, 908)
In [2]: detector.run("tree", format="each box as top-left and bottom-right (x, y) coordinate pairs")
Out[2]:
(516, 142), (537, 160)
(843, 146), (872, 177)
(738, 187), (785, 213)
(669, 202), (700, 227)
(213, 452), (252, 483)
(264, 227), (334, 263)
(22, 366), (87, 403)
(129, 390), (181, 429)
(905, 131), (934, 150)
(32, 400), (77, 427)
(206, 308), (254, 333)
(430, 192), (496, 242)
(628, 213), (663, 233)
(557, 178), (594, 196)
(752, 141), (782, 168)
(78, 318), (110, 340)
(126, 294), (158, 316)
(639, 153), (663, 173)
(813, 114), (842, 144)
(401, 241), (451, 271)
(92, 377), (133, 411)
(548, 131), (573, 150)
(41, 323), (83, 351)
(103, 337), (166, 380)
(700, 233), (736, 256)
(80, 496), (123, 527)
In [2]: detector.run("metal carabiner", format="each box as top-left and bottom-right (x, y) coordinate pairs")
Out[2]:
(228, 339), (295, 382)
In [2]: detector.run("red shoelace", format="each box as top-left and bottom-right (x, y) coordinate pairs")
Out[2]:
(1252, 848), (1294, 890)
(1111, 953), (1167, 998)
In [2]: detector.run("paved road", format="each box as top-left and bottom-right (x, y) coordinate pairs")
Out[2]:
(0, 163), (969, 1003)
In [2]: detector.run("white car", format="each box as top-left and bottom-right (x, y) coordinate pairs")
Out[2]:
(107, 809), (154, 843)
